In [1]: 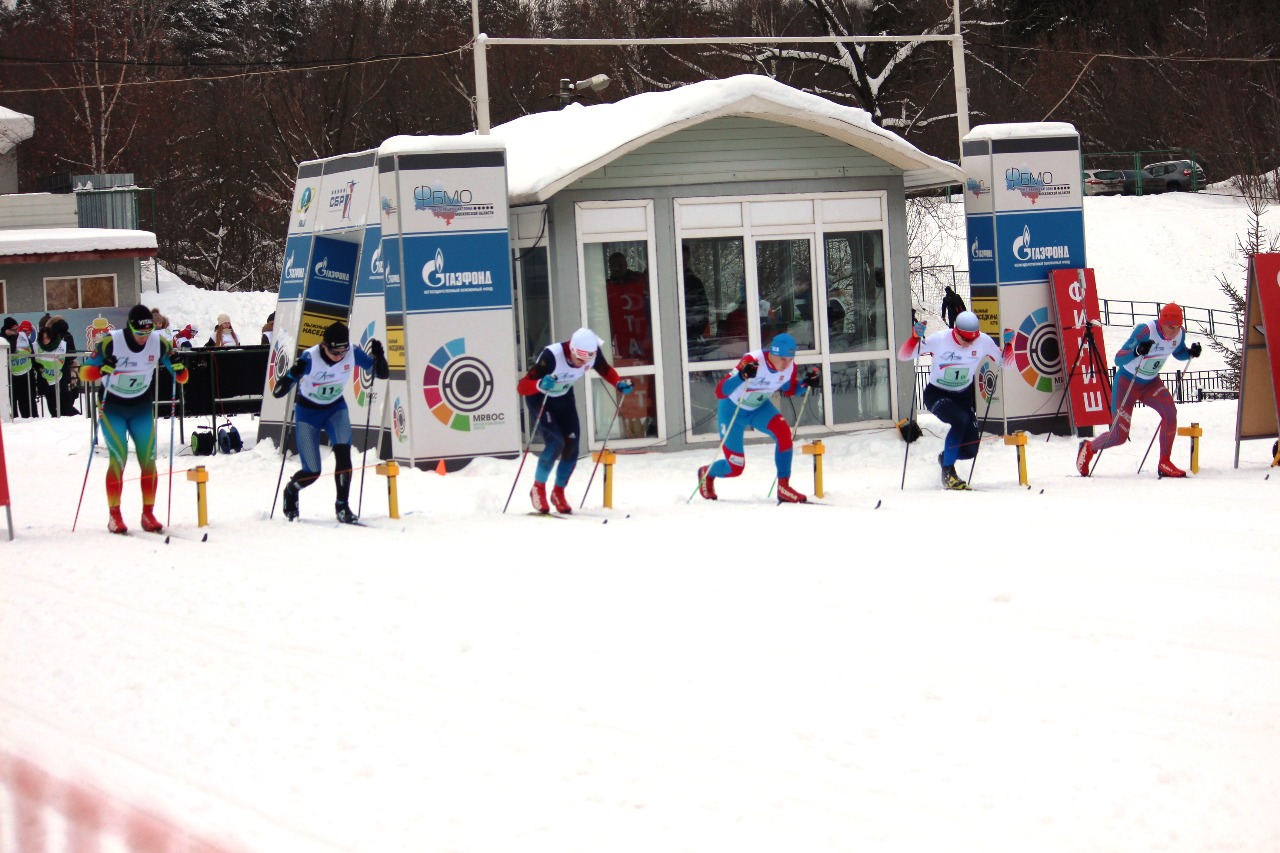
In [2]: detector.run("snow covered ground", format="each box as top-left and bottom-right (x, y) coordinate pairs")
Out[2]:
(2, 191), (1279, 853)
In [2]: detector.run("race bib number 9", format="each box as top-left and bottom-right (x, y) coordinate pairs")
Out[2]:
(1137, 357), (1165, 379)
(742, 390), (771, 408)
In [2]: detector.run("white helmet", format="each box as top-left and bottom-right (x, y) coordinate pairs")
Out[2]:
(569, 328), (601, 361)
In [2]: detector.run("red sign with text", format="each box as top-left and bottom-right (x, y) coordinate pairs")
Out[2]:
(0, 417), (10, 508)
(1251, 254), (1280, 427)
(1049, 268), (1112, 428)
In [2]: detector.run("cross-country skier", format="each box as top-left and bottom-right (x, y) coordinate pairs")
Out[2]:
(897, 310), (1012, 490)
(518, 327), (633, 514)
(1076, 302), (1198, 478)
(696, 332), (821, 504)
(272, 321), (389, 523)
(78, 304), (190, 533)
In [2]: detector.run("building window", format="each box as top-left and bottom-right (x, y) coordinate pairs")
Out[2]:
(0, 280), (6, 313)
(44, 275), (116, 311)
(576, 200), (663, 445)
(676, 192), (893, 436)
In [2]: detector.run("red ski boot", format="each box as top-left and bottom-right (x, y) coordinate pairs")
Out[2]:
(1076, 440), (1096, 477)
(108, 507), (128, 534)
(1157, 458), (1186, 479)
(697, 465), (717, 500)
(530, 482), (550, 514)
(776, 477), (808, 503)
(549, 485), (573, 514)
(140, 505), (163, 533)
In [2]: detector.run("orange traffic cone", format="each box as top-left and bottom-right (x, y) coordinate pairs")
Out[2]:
(435, 459), (447, 475)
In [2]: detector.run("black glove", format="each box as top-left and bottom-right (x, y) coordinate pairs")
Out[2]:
(99, 354), (118, 376)
(167, 352), (184, 371)
(369, 338), (389, 379)
(1134, 340), (1153, 356)
(287, 359), (306, 380)
(737, 361), (758, 381)
(802, 367), (821, 389)
(368, 338), (384, 360)
(272, 375), (294, 399)
(1188, 342), (1202, 358)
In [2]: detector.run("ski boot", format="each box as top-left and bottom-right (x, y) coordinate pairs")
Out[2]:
(530, 481), (550, 514)
(282, 482), (300, 520)
(776, 477), (807, 503)
(108, 507), (128, 534)
(1076, 440), (1096, 477)
(335, 501), (359, 524)
(1157, 458), (1186, 479)
(549, 485), (572, 514)
(697, 465), (717, 500)
(941, 464), (970, 490)
(140, 505), (163, 533)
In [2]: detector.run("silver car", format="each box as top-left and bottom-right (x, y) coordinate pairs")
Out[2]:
(1082, 169), (1124, 196)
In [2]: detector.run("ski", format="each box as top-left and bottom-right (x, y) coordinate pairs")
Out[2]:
(163, 531), (209, 543)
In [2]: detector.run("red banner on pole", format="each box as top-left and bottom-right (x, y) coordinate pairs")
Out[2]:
(1049, 268), (1112, 428)
(0, 418), (10, 508)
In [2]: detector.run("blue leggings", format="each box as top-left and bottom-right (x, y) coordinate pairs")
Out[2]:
(528, 393), (580, 488)
(707, 398), (793, 479)
(924, 384), (979, 466)
(295, 403), (353, 473)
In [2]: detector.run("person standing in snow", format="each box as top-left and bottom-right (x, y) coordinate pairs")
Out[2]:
(3, 318), (36, 419)
(272, 321), (388, 523)
(940, 286), (966, 328)
(518, 327), (633, 514)
(696, 332), (821, 504)
(79, 304), (190, 534)
(897, 310), (1012, 490)
(1076, 302), (1199, 479)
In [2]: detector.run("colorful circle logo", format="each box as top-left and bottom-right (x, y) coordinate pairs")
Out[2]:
(977, 358), (1000, 404)
(352, 321), (377, 407)
(1010, 307), (1062, 393)
(423, 338), (494, 432)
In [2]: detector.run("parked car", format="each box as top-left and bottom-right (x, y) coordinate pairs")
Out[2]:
(1118, 169), (1147, 195)
(1082, 169), (1124, 196)
(1141, 159), (1208, 192)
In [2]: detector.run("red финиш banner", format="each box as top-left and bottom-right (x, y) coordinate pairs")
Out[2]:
(1050, 268), (1112, 428)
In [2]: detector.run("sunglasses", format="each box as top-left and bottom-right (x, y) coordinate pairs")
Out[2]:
(325, 342), (349, 353)
(129, 321), (155, 334)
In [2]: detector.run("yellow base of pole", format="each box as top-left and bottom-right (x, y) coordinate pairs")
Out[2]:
(185, 465), (209, 527)
(592, 450), (616, 509)
(1003, 431), (1028, 486)
(1176, 422), (1202, 473)
(376, 461), (401, 519)
(801, 440), (825, 498)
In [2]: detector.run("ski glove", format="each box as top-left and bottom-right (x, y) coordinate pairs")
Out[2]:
(368, 338), (390, 379)
(1003, 328), (1014, 347)
(616, 379), (634, 395)
(737, 361), (758, 381)
(1188, 342), (1202, 358)
(272, 376), (294, 399)
(538, 374), (557, 393)
(912, 321), (927, 338)
(99, 354), (118, 376)
(288, 359), (307, 380)
(1134, 340), (1153, 356)
(167, 352), (184, 371)
(802, 367), (821, 389)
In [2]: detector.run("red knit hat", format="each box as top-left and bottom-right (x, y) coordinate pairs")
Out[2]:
(1159, 302), (1183, 326)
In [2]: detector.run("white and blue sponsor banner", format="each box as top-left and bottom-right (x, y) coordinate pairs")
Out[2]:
(377, 136), (519, 466)
(961, 123), (1083, 429)
(314, 151), (376, 234)
(345, 182), (391, 450)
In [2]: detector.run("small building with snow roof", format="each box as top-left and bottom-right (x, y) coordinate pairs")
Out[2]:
(491, 74), (963, 450)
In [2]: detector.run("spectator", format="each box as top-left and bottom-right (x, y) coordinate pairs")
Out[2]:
(262, 312), (275, 346)
(49, 315), (80, 416)
(4, 318), (36, 418)
(173, 324), (199, 350)
(151, 309), (172, 345)
(33, 321), (70, 416)
(206, 314), (240, 347)
(941, 286), (966, 329)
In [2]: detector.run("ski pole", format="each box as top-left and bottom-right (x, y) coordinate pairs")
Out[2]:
(579, 387), (624, 510)
(966, 368), (1000, 485)
(166, 372), (178, 527)
(269, 390), (298, 519)
(356, 384), (377, 518)
(72, 401), (102, 532)
(1091, 366), (1142, 476)
(502, 393), (550, 514)
(688, 395), (745, 504)
(1136, 426), (1159, 474)
(900, 371), (922, 491)
(768, 389), (812, 498)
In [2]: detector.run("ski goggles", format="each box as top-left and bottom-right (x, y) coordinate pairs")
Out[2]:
(325, 341), (350, 354)
(129, 319), (155, 335)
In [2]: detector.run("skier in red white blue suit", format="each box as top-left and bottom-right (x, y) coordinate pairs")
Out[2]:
(517, 328), (633, 515)
(696, 332), (821, 504)
(897, 310), (1013, 490)
(1076, 302), (1199, 478)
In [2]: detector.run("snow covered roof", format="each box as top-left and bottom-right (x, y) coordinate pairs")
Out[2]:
(490, 75), (966, 204)
(964, 122), (1078, 142)
(0, 106), (35, 155)
(0, 227), (157, 259)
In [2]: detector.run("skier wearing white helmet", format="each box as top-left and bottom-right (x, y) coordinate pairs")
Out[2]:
(518, 328), (633, 514)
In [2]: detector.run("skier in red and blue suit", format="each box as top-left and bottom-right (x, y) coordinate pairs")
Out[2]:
(1076, 301), (1199, 478)
(696, 332), (821, 504)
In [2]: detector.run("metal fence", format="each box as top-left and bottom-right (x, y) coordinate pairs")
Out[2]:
(914, 365), (1236, 409)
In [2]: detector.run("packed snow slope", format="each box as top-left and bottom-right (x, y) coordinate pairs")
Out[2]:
(1, 190), (1278, 853)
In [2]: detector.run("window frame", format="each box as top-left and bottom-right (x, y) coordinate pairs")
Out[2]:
(43, 273), (118, 311)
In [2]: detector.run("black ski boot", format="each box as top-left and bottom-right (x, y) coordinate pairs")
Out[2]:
(941, 465), (969, 491)
(334, 470), (357, 523)
(282, 481), (300, 520)
(335, 501), (359, 524)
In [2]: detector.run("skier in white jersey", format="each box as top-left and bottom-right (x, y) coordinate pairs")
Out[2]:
(272, 321), (389, 523)
(517, 327), (633, 514)
(1076, 301), (1198, 478)
(696, 332), (821, 503)
(897, 310), (1013, 490)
